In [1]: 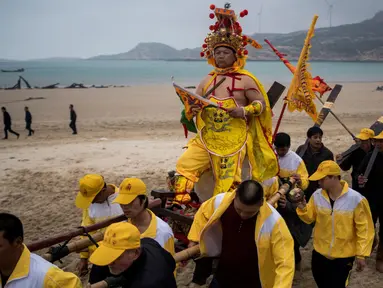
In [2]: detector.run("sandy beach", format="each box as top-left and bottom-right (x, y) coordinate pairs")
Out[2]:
(0, 82), (382, 287)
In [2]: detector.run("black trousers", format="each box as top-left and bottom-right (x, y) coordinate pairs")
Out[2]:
(4, 125), (19, 138)
(88, 264), (111, 284)
(366, 196), (383, 240)
(26, 122), (34, 135)
(69, 121), (77, 134)
(312, 250), (354, 288)
(192, 257), (214, 285)
(294, 237), (302, 264)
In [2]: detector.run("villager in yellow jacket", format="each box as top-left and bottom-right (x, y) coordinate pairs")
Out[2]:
(0, 213), (81, 288)
(274, 132), (310, 270)
(75, 174), (123, 281)
(296, 160), (374, 288)
(87, 178), (176, 284)
(188, 180), (295, 288)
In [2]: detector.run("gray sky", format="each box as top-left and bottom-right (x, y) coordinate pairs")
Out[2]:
(1, 0), (382, 60)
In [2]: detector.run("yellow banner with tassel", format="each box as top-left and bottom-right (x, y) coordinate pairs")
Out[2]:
(285, 15), (319, 122)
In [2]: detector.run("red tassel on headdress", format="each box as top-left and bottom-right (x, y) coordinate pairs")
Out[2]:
(182, 124), (188, 138)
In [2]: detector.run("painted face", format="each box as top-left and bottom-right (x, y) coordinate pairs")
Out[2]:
(309, 134), (323, 150)
(214, 46), (236, 68)
(119, 197), (144, 218)
(233, 197), (263, 220)
(108, 249), (140, 275)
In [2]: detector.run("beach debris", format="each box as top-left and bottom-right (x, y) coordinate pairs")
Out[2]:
(65, 83), (87, 89)
(24, 97), (46, 101)
(185, 86), (196, 89)
(376, 86), (383, 91)
(41, 83), (60, 89)
(5, 76), (32, 90)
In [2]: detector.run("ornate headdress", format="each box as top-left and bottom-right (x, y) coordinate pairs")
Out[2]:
(201, 3), (262, 71)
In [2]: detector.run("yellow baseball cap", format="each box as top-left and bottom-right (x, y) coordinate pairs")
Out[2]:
(75, 174), (105, 209)
(356, 128), (375, 141)
(374, 131), (383, 140)
(89, 222), (141, 266)
(113, 178), (146, 205)
(309, 160), (341, 181)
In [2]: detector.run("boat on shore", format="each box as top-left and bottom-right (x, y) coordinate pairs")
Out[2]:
(1, 68), (25, 72)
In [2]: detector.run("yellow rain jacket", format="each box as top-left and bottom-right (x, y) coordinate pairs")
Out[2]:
(296, 181), (374, 259)
(1, 245), (81, 288)
(278, 150), (309, 191)
(188, 192), (294, 288)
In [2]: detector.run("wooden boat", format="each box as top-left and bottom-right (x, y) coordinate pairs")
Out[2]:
(1, 68), (24, 72)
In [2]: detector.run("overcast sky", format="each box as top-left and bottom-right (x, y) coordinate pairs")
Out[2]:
(1, 0), (382, 60)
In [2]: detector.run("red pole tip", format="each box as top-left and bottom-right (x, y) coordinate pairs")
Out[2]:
(210, 4), (215, 10)
(209, 13), (215, 19)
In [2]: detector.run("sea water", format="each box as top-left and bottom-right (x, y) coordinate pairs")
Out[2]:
(0, 60), (382, 88)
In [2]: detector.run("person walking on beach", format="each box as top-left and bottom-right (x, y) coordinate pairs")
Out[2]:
(296, 160), (374, 287)
(24, 106), (34, 136)
(2, 107), (20, 140)
(69, 104), (77, 135)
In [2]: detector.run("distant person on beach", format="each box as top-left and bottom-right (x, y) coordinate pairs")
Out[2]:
(69, 104), (77, 135)
(2, 107), (20, 140)
(24, 106), (34, 136)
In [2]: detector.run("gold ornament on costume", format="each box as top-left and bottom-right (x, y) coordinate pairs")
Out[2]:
(201, 3), (262, 61)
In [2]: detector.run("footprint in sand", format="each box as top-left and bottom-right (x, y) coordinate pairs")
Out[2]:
(18, 159), (30, 162)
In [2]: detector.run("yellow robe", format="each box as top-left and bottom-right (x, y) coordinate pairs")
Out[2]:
(174, 69), (278, 203)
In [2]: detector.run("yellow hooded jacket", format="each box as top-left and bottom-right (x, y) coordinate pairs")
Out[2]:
(296, 181), (374, 259)
(188, 192), (294, 288)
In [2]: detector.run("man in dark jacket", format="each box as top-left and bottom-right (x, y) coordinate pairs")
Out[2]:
(358, 131), (383, 273)
(2, 107), (19, 140)
(69, 104), (77, 135)
(89, 222), (177, 288)
(336, 128), (374, 189)
(296, 126), (334, 200)
(24, 106), (35, 136)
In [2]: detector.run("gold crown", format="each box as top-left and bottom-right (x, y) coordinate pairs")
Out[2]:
(201, 3), (262, 60)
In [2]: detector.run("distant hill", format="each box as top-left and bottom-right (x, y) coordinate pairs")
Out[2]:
(90, 11), (383, 61)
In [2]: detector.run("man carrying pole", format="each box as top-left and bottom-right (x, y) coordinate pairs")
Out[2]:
(88, 222), (177, 288)
(336, 128), (375, 189)
(187, 180), (295, 288)
(358, 131), (383, 272)
(296, 160), (374, 287)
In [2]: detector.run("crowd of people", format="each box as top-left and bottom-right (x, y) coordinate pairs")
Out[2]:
(1, 104), (77, 139)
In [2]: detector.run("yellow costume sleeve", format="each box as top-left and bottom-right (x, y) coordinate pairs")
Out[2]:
(270, 218), (295, 288)
(296, 195), (316, 224)
(237, 69), (279, 182)
(297, 160), (309, 191)
(44, 266), (82, 288)
(188, 196), (216, 242)
(80, 208), (95, 259)
(354, 198), (375, 258)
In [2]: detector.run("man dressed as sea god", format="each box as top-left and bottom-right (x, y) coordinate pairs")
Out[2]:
(173, 4), (279, 205)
